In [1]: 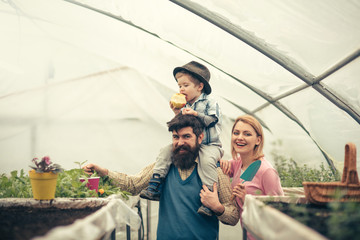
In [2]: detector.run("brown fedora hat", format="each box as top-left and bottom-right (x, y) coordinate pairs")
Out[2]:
(173, 61), (211, 94)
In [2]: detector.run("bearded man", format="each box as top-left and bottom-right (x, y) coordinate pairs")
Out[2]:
(83, 114), (239, 239)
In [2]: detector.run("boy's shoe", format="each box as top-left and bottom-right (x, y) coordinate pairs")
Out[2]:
(197, 205), (213, 217)
(140, 174), (164, 201)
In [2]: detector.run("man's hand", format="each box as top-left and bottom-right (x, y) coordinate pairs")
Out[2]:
(82, 163), (108, 177)
(200, 183), (224, 215)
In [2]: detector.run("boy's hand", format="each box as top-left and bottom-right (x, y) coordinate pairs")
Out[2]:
(181, 107), (198, 116)
(169, 101), (182, 115)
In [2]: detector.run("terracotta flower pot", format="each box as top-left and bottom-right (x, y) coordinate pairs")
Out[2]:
(29, 170), (58, 200)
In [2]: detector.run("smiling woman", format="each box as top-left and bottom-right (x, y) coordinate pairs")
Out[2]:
(231, 117), (263, 165)
(220, 115), (284, 240)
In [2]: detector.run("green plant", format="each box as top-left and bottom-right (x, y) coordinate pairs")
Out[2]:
(55, 168), (130, 199)
(70, 160), (130, 198)
(0, 163), (130, 199)
(265, 199), (360, 240)
(55, 168), (97, 198)
(54, 161), (130, 199)
(271, 140), (340, 187)
(327, 200), (360, 240)
(0, 170), (32, 198)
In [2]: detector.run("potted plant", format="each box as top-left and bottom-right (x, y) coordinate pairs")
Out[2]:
(29, 156), (63, 200)
(79, 173), (100, 193)
(75, 160), (101, 193)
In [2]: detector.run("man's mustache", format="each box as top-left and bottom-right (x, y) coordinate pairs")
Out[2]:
(173, 144), (191, 154)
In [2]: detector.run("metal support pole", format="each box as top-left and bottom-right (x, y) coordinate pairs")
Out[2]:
(146, 200), (151, 240)
(111, 229), (116, 240)
(126, 225), (131, 240)
(243, 227), (247, 240)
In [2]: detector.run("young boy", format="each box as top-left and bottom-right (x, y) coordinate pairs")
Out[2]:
(140, 61), (223, 216)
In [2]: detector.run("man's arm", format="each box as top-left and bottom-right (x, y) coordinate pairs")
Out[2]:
(215, 168), (240, 226)
(107, 162), (155, 195)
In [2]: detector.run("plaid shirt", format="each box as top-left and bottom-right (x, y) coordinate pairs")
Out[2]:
(108, 161), (239, 226)
(186, 93), (222, 146)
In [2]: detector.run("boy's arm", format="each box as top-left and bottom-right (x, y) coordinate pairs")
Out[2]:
(197, 113), (218, 127)
(107, 162), (155, 195)
(197, 98), (221, 127)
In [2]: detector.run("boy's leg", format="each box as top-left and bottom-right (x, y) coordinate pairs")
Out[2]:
(140, 144), (172, 201)
(197, 145), (224, 216)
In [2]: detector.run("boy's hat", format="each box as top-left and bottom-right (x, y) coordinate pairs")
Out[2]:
(173, 61), (211, 94)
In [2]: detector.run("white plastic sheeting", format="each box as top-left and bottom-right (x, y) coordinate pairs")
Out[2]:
(242, 195), (327, 240)
(1, 1), (359, 240)
(1, 1), (360, 177)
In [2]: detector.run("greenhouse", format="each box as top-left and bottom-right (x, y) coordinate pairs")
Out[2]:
(1, 0), (359, 239)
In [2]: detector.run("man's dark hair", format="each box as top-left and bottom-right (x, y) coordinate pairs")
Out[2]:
(167, 113), (205, 137)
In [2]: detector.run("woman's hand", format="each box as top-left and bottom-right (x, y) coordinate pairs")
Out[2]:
(200, 183), (224, 215)
(219, 159), (231, 175)
(232, 182), (246, 205)
(82, 163), (108, 177)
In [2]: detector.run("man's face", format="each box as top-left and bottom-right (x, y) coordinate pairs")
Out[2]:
(171, 126), (203, 169)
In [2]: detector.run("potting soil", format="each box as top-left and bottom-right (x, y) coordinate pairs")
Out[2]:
(0, 206), (101, 240)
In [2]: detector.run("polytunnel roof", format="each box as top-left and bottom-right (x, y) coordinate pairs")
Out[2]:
(1, 0), (360, 175)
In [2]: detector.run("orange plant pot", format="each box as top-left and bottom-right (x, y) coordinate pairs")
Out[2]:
(29, 170), (58, 200)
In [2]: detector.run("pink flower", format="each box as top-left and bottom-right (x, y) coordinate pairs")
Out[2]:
(42, 156), (51, 165)
(30, 155), (63, 173)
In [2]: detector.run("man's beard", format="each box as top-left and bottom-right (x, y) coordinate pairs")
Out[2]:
(171, 142), (201, 170)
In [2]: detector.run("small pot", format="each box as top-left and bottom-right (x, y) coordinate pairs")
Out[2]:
(29, 170), (58, 200)
(79, 177), (100, 192)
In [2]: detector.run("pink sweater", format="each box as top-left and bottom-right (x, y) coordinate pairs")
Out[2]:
(229, 157), (284, 239)
(229, 157), (284, 210)
(229, 158), (284, 236)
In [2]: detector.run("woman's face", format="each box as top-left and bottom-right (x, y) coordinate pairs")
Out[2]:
(231, 121), (261, 156)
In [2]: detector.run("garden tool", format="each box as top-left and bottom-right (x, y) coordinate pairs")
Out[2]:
(240, 160), (262, 183)
(231, 160), (262, 201)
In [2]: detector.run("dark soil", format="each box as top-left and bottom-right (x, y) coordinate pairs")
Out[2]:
(265, 201), (360, 240)
(0, 206), (102, 240)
